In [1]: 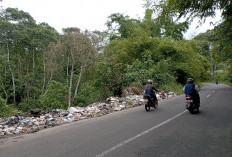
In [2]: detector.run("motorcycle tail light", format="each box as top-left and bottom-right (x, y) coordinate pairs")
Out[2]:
(186, 96), (191, 100)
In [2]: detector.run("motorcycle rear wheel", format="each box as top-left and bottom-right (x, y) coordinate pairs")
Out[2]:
(145, 104), (150, 112)
(145, 100), (152, 112)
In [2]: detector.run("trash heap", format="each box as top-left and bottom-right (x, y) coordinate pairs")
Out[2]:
(0, 91), (176, 137)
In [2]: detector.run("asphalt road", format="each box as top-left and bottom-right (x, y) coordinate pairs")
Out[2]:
(0, 83), (231, 157)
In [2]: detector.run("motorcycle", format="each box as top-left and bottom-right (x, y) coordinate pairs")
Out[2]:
(185, 95), (200, 114)
(144, 94), (158, 112)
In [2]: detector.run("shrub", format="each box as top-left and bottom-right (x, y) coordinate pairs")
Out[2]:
(39, 80), (68, 111)
(73, 81), (101, 107)
(18, 98), (42, 112)
(161, 82), (184, 95)
(0, 97), (19, 117)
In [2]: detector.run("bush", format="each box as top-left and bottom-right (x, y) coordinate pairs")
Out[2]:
(39, 80), (68, 111)
(0, 97), (19, 117)
(206, 69), (229, 83)
(96, 62), (126, 98)
(18, 98), (42, 112)
(73, 81), (101, 107)
(0, 97), (5, 107)
(161, 82), (184, 95)
(226, 63), (232, 82)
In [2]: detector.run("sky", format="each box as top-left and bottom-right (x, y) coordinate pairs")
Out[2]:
(1, 0), (222, 39)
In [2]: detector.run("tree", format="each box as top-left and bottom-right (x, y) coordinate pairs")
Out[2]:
(88, 30), (109, 53)
(164, 0), (232, 81)
(166, 0), (231, 19)
(143, 1), (189, 39)
(0, 7), (59, 106)
(107, 13), (143, 39)
(45, 28), (96, 108)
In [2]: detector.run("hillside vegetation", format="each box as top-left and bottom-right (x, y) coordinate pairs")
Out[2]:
(0, 0), (231, 117)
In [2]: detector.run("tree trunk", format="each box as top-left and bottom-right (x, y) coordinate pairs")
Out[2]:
(1, 82), (8, 105)
(6, 41), (16, 103)
(32, 47), (35, 70)
(42, 53), (46, 94)
(45, 52), (57, 91)
(6, 42), (10, 62)
(66, 54), (70, 85)
(68, 61), (74, 108)
(73, 65), (85, 100)
(18, 55), (22, 73)
(12, 73), (16, 103)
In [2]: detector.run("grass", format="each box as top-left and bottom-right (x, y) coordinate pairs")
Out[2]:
(161, 82), (184, 95)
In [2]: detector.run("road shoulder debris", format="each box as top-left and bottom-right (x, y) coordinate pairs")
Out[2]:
(0, 91), (176, 138)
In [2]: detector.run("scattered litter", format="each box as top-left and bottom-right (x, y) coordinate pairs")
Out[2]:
(0, 91), (176, 137)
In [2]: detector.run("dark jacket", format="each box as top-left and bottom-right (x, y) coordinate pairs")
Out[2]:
(184, 83), (197, 95)
(144, 84), (156, 96)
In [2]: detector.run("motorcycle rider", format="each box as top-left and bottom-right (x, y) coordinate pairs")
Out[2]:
(183, 78), (200, 108)
(144, 79), (159, 103)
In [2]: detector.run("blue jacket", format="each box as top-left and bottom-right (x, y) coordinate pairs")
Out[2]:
(184, 83), (197, 95)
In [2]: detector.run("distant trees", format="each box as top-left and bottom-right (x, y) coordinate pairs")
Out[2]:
(0, 8), (59, 109)
(105, 10), (210, 87)
(164, 0), (232, 81)
(0, 5), (222, 117)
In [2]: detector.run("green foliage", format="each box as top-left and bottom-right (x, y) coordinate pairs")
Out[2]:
(96, 62), (126, 99)
(152, 3), (189, 39)
(227, 62), (232, 82)
(155, 60), (175, 85)
(107, 32), (210, 86)
(39, 80), (68, 111)
(0, 104), (19, 118)
(161, 82), (183, 95)
(0, 3), (227, 117)
(206, 62), (232, 83)
(62, 27), (80, 33)
(171, 40), (211, 82)
(107, 13), (143, 39)
(0, 97), (5, 108)
(123, 59), (175, 87)
(18, 98), (42, 112)
(107, 8), (189, 41)
(0, 97), (19, 117)
(167, 0), (231, 19)
(73, 81), (101, 107)
(0, 7), (59, 106)
(124, 59), (156, 86)
(165, 0), (232, 82)
(3, 8), (36, 27)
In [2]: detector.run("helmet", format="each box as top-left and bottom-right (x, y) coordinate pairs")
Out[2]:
(147, 79), (153, 84)
(187, 78), (194, 84)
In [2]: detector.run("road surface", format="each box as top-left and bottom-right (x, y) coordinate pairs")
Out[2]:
(0, 83), (231, 157)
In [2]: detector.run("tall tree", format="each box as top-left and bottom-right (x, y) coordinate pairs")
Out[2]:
(143, 0), (189, 39)
(164, 0), (232, 81)
(45, 28), (96, 108)
(0, 7), (59, 105)
(166, 0), (231, 19)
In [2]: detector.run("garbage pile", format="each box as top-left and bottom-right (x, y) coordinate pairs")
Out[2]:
(0, 92), (176, 137)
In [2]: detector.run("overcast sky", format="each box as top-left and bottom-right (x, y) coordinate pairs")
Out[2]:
(1, 0), (221, 39)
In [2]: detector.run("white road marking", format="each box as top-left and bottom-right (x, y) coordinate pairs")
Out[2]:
(206, 94), (211, 98)
(95, 110), (188, 157)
